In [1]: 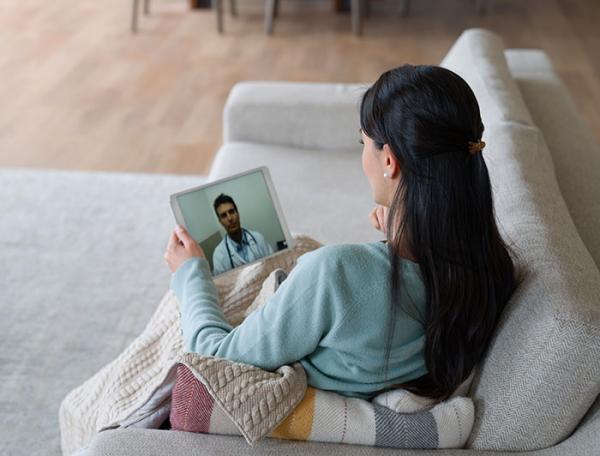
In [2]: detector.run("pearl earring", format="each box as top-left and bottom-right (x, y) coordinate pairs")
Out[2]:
(383, 172), (389, 178)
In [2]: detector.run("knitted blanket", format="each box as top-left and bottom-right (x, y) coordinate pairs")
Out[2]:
(170, 361), (474, 448)
(59, 236), (474, 455)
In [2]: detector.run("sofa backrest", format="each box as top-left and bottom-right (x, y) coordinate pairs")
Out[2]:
(441, 29), (600, 451)
(505, 48), (600, 270)
(224, 81), (365, 152)
(442, 29), (534, 128)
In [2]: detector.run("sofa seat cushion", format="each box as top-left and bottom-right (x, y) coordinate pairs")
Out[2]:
(506, 49), (600, 269)
(209, 142), (381, 245)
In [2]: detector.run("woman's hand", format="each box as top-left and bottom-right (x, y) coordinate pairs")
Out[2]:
(164, 225), (206, 273)
(369, 205), (389, 236)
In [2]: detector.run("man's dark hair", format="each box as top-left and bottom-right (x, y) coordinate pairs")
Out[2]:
(213, 194), (238, 217)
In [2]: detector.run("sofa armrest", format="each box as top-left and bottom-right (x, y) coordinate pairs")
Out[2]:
(223, 82), (366, 151)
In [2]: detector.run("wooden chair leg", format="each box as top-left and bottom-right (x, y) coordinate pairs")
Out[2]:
(400, 0), (410, 17)
(351, 0), (362, 36)
(212, 0), (223, 33)
(230, 0), (237, 17)
(265, 0), (276, 35)
(476, 0), (488, 15)
(131, 0), (140, 33)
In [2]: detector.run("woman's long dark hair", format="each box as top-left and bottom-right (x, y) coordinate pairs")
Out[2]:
(360, 65), (519, 402)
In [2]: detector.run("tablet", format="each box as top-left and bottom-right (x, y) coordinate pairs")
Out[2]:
(170, 166), (295, 276)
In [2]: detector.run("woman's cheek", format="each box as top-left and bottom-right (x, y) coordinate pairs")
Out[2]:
(361, 147), (368, 175)
(362, 149), (378, 200)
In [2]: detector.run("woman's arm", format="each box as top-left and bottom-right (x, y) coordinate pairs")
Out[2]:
(170, 247), (336, 371)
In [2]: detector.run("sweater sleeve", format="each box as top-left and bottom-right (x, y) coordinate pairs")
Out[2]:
(170, 250), (337, 371)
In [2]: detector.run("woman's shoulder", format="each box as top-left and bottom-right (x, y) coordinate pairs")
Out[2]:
(297, 241), (421, 281)
(297, 241), (389, 270)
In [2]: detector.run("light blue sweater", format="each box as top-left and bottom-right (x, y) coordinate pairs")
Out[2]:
(170, 241), (428, 399)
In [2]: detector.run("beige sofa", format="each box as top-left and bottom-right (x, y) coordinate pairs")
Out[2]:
(2, 28), (598, 456)
(76, 28), (600, 455)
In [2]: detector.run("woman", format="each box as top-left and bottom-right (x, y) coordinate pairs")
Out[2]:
(164, 65), (518, 403)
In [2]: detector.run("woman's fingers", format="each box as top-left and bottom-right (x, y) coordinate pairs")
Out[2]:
(175, 225), (207, 259)
(167, 231), (179, 251)
(369, 206), (389, 235)
(377, 206), (388, 235)
(376, 207), (386, 233)
(175, 225), (194, 248)
(164, 232), (178, 268)
(164, 226), (206, 272)
(369, 208), (382, 231)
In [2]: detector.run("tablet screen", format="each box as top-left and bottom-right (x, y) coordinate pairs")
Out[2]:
(170, 167), (293, 276)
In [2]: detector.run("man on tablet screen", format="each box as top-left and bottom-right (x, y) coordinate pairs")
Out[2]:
(212, 194), (274, 275)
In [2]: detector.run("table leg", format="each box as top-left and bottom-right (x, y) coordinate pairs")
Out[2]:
(212, 0), (223, 33)
(131, 0), (139, 32)
(476, 0), (488, 15)
(351, 0), (362, 35)
(400, 0), (410, 17)
(265, 0), (276, 35)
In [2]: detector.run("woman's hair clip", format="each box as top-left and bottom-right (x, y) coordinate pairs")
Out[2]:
(468, 140), (486, 155)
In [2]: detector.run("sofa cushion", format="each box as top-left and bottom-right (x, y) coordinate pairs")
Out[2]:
(466, 121), (600, 450)
(224, 82), (365, 152)
(209, 142), (381, 244)
(440, 29), (534, 128)
(506, 49), (600, 269)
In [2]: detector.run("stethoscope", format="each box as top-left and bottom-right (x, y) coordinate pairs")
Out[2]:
(225, 228), (258, 269)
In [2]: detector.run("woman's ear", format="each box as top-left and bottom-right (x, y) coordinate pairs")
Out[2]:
(382, 144), (401, 179)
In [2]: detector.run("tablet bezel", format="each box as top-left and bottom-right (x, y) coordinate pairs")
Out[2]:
(169, 166), (296, 276)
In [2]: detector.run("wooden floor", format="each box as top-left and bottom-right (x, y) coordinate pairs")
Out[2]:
(1, 0), (599, 175)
